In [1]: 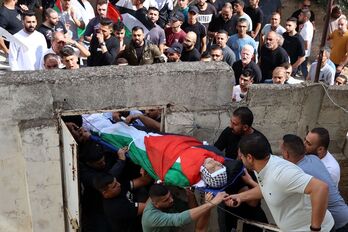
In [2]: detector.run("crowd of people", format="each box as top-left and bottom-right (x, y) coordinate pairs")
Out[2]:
(1, 0), (347, 99)
(62, 106), (348, 232)
(1, 0), (348, 231)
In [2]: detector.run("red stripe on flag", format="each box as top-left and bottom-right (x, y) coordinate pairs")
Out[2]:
(54, 0), (62, 12)
(107, 3), (122, 22)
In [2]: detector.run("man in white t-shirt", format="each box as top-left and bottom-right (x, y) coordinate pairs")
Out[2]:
(298, 8), (314, 78)
(232, 69), (253, 102)
(225, 133), (335, 232)
(304, 127), (341, 187)
(9, 11), (47, 71)
(261, 12), (285, 46)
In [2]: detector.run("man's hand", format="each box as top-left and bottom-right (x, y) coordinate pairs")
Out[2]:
(224, 194), (241, 207)
(19, 4), (29, 11)
(117, 146), (128, 160)
(209, 191), (229, 205)
(125, 114), (141, 124)
(69, 7), (75, 18)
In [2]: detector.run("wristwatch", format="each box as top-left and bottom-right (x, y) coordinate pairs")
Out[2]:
(99, 42), (106, 47)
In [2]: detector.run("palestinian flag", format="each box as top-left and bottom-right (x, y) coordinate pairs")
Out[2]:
(53, 0), (89, 38)
(86, 117), (224, 187)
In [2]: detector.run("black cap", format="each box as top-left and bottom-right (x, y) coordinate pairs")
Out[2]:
(170, 11), (185, 22)
(167, 42), (183, 54)
(189, 5), (199, 14)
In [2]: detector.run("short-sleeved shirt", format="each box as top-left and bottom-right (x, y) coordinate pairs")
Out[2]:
(182, 21), (206, 51)
(232, 60), (262, 84)
(37, 22), (67, 48)
(181, 48), (201, 61)
(308, 61), (335, 85)
(261, 24), (286, 37)
(329, 29), (348, 65)
(221, 46), (236, 67)
(256, 155), (334, 232)
(298, 155), (348, 229)
(260, 46), (289, 81)
(245, 6), (263, 32)
(142, 201), (192, 232)
(299, 20), (314, 57)
(165, 28), (186, 47)
(226, 34), (257, 61)
(282, 32), (305, 65)
(208, 15), (235, 36)
(146, 24), (166, 47)
(321, 151), (341, 187)
(196, 3), (217, 30)
(0, 6), (23, 35)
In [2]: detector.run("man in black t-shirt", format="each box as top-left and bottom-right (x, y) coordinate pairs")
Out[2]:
(196, 0), (216, 31)
(282, 17), (305, 74)
(244, 0), (263, 41)
(182, 6), (207, 53)
(259, 31), (289, 82)
(214, 106), (270, 159)
(208, 3), (234, 37)
(38, 8), (67, 48)
(0, 0), (25, 54)
(181, 31), (201, 61)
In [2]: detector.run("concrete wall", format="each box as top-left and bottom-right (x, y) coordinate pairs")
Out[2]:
(0, 62), (347, 231)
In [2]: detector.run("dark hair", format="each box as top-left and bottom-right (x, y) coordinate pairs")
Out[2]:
(237, 17), (249, 26)
(233, 0), (244, 7)
(210, 44), (222, 52)
(311, 127), (330, 149)
(61, 115), (83, 127)
(113, 21), (125, 31)
(116, 57), (128, 65)
(22, 10), (36, 20)
(282, 134), (305, 157)
(43, 53), (60, 63)
(301, 9), (311, 18)
(148, 6), (159, 12)
(280, 62), (292, 69)
(241, 69), (254, 79)
(201, 51), (211, 59)
(337, 74), (348, 83)
(79, 141), (104, 162)
(238, 133), (271, 160)
(149, 184), (169, 198)
(96, 0), (108, 5)
(287, 17), (298, 24)
(233, 107), (253, 127)
(59, 46), (76, 58)
(100, 17), (113, 28)
(132, 26), (144, 33)
(93, 174), (114, 192)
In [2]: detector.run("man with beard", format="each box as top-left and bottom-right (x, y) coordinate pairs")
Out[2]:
(328, 17), (348, 76)
(195, 0), (216, 31)
(38, 8), (67, 48)
(9, 11), (47, 71)
(214, 106), (269, 159)
(82, 0), (108, 43)
(142, 184), (229, 232)
(208, 3), (234, 37)
(120, 26), (163, 65)
(259, 31), (288, 82)
(298, 9), (314, 78)
(225, 133), (335, 232)
(214, 30), (235, 67)
(304, 127), (341, 187)
(87, 18), (118, 66)
(166, 42), (182, 62)
(232, 44), (261, 84)
(182, 6), (206, 53)
(181, 31), (201, 61)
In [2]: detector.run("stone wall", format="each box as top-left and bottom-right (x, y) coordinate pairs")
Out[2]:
(0, 62), (347, 231)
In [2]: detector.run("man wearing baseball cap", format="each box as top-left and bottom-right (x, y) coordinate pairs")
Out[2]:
(165, 11), (186, 47)
(182, 5), (207, 53)
(166, 42), (182, 62)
